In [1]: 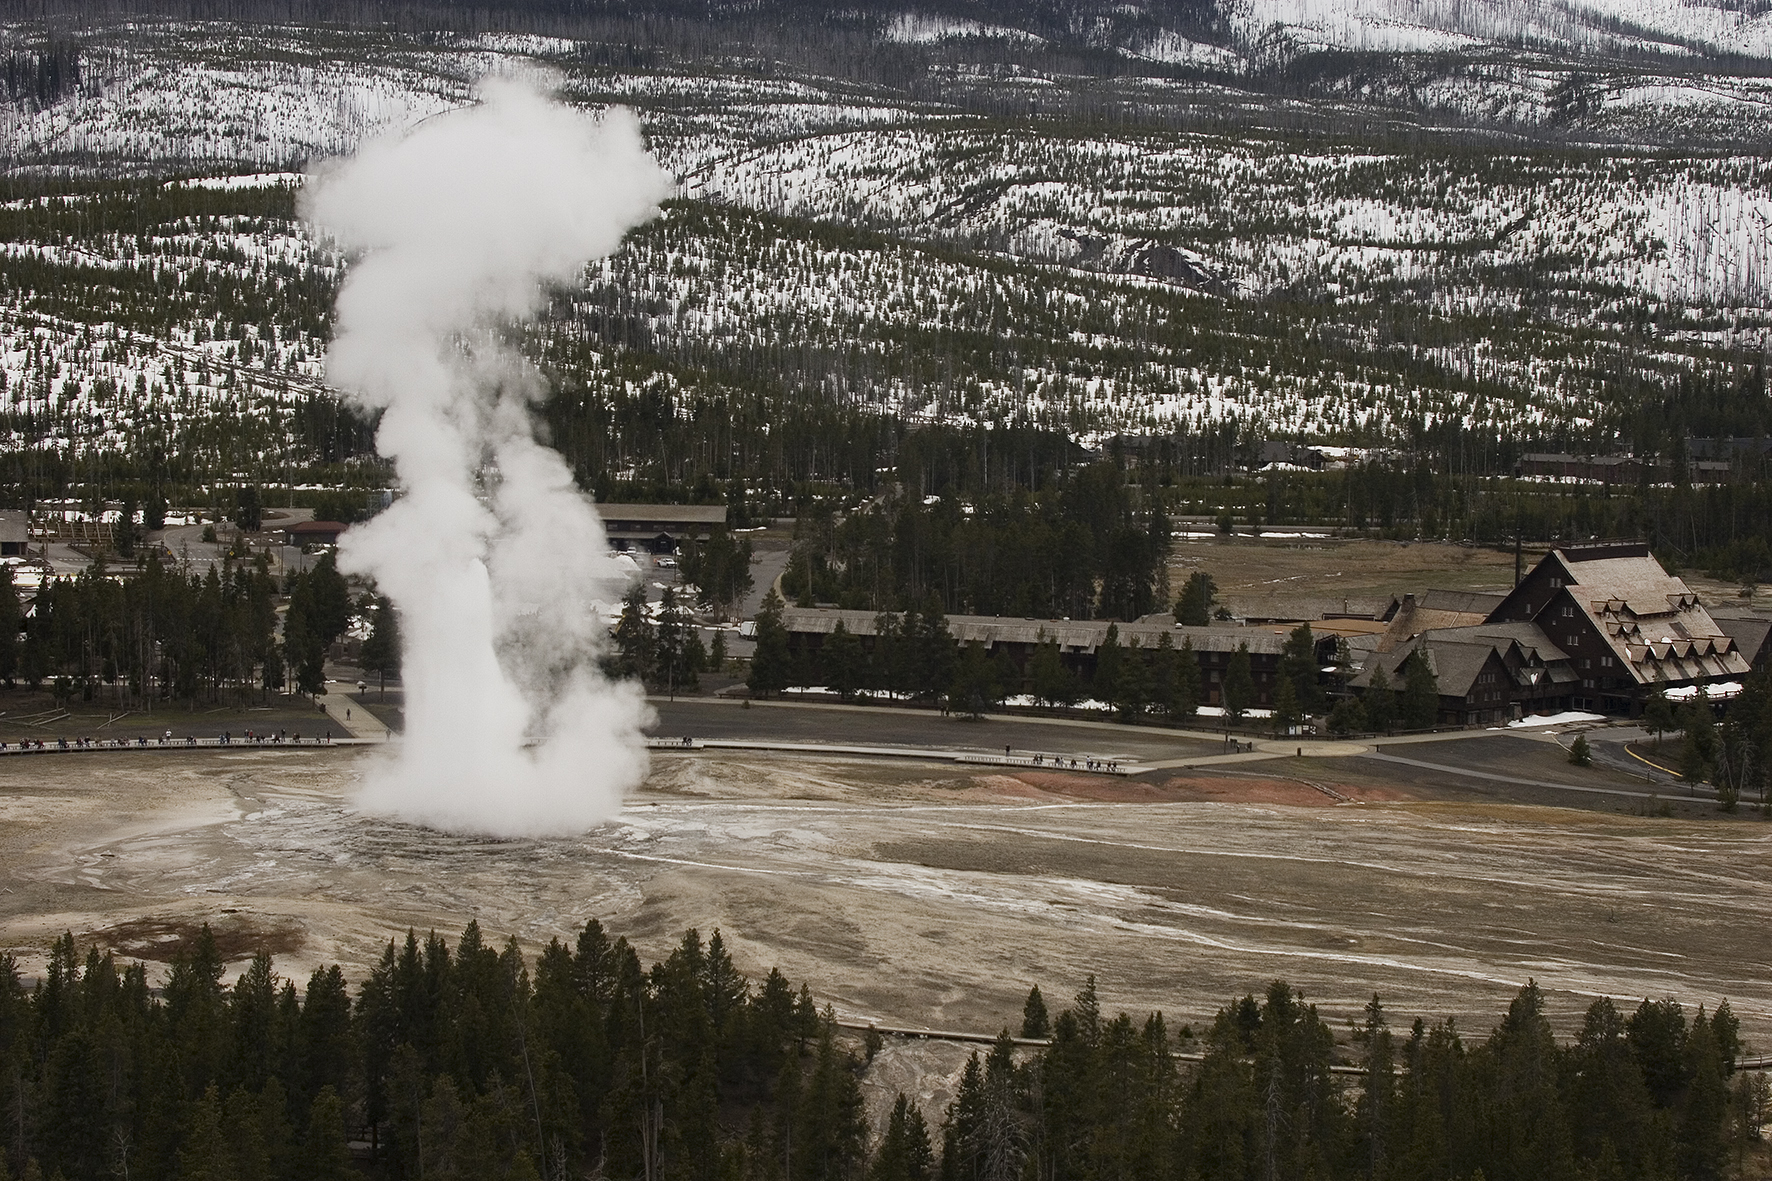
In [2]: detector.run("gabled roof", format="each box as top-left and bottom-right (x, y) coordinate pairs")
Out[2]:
(1376, 589), (1505, 652)
(1418, 589), (1506, 615)
(1488, 544), (1751, 686)
(597, 503), (729, 525)
(1351, 639), (1505, 697)
(1712, 613), (1772, 665)
(1428, 621), (1569, 665)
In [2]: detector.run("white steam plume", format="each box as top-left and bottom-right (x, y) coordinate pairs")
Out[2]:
(303, 76), (672, 837)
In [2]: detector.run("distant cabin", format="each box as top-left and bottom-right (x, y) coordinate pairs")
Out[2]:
(0, 511), (26, 557)
(283, 520), (348, 548)
(599, 504), (728, 554)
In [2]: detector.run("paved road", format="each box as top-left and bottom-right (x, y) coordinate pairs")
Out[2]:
(647, 698), (1224, 764)
(1357, 749), (1686, 802)
(318, 682), (391, 741)
(649, 699), (1727, 811)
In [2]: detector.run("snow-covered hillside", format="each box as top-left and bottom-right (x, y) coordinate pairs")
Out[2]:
(1230, 0), (1772, 58)
(2, 15), (1771, 461)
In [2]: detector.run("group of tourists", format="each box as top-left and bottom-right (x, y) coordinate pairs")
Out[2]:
(0, 729), (335, 753)
(1027, 751), (1124, 773)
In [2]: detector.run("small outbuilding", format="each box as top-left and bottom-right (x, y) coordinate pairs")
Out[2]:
(599, 504), (728, 554)
(283, 520), (348, 548)
(0, 511), (27, 557)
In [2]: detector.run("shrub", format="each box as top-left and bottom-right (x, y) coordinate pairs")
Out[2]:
(1569, 734), (1591, 766)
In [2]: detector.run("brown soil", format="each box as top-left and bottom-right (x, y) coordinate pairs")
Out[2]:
(1171, 537), (1525, 619)
(94, 913), (308, 963)
(1151, 774), (1412, 806)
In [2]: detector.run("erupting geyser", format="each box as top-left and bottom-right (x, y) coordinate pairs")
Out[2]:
(304, 76), (672, 836)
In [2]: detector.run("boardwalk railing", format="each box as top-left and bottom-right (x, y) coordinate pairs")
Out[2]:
(644, 736), (1138, 775)
(0, 734), (370, 754)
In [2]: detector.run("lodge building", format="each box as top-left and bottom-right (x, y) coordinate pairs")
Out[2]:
(766, 543), (1757, 725)
(778, 609), (1300, 708)
(1354, 542), (1752, 724)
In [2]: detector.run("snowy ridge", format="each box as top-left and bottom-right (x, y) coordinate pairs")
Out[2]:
(1230, 0), (1772, 58)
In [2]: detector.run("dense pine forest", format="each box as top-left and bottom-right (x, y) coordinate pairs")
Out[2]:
(0, 923), (1760, 1181)
(0, 552), (368, 707)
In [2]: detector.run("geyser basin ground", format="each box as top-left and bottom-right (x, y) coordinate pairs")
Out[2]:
(1, 746), (1768, 1043)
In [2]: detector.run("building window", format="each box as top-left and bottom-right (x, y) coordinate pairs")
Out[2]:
(1566, 635), (1581, 648)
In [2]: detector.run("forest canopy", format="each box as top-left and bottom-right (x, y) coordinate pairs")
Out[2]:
(0, 921), (1759, 1181)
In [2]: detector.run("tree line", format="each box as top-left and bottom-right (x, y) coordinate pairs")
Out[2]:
(0, 552), (358, 707)
(967, 977), (1758, 1181)
(1, 924), (1758, 1181)
(781, 463), (1171, 622)
(1653, 664), (1772, 814)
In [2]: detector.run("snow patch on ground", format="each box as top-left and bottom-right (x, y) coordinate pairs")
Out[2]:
(1506, 711), (1608, 728)
(883, 14), (1044, 44)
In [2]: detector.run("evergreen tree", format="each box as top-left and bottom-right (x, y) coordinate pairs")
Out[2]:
(1148, 631), (1176, 717)
(613, 583), (655, 683)
(308, 1085), (356, 1177)
(655, 586), (697, 695)
(1029, 633), (1075, 709)
(1094, 623), (1122, 707)
(871, 1094), (934, 1181)
(305, 553), (352, 646)
(1480, 981), (1574, 1180)
(1272, 675), (1300, 736)
(1401, 649), (1440, 730)
(176, 1085), (233, 1181)
(1566, 998), (1659, 1179)
(1176, 572), (1217, 626)
(824, 620), (862, 701)
(915, 594), (956, 701)
(1680, 695), (1719, 783)
(358, 595), (400, 698)
(1021, 987), (1049, 1040)
(1366, 663), (1398, 733)
(1222, 642), (1254, 724)
(1173, 636), (1201, 721)
(0, 565), (18, 686)
(1644, 676), (1676, 746)
(1113, 636), (1151, 721)
(1328, 695), (1367, 735)
(949, 640), (997, 719)
(748, 588), (791, 698)
(234, 485), (262, 532)
(1680, 1007), (1729, 1181)
(1279, 621), (1321, 715)
(282, 573), (327, 697)
(794, 1019), (868, 1181)
(682, 527), (754, 619)
(1355, 995), (1396, 1181)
